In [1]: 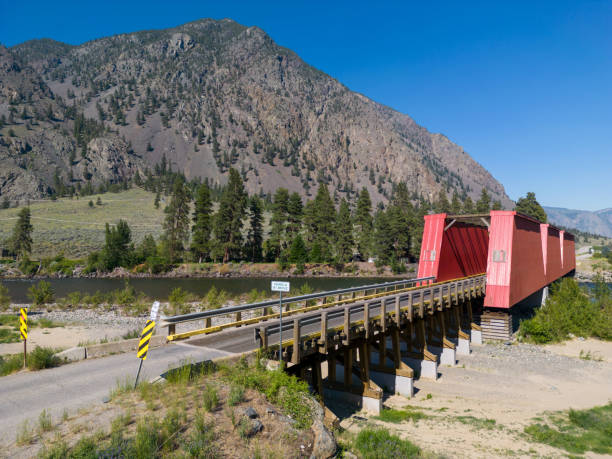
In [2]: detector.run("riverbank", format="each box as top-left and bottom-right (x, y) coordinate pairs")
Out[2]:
(0, 260), (417, 280)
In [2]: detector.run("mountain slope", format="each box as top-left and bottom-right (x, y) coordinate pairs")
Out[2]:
(0, 18), (511, 206)
(544, 206), (612, 237)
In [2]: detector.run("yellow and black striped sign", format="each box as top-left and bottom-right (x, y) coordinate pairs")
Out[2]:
(137, 320), (155, 360)
(19, 308), (28, 340)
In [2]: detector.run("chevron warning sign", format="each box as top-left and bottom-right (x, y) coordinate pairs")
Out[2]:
(19, 308), (28, 340)
(136, 320), (155, 360)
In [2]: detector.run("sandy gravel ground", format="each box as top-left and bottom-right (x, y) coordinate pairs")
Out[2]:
(335, 340), (612, 458)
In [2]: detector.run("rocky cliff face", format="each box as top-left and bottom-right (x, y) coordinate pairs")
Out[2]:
(0, 19), (512, 206)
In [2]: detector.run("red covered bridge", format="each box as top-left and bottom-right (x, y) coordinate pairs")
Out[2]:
(417, 211), (576, 339)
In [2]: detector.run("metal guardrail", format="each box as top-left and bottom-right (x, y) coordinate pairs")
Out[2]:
(162, 276), (434, 327)
(254, 274), (487, 349)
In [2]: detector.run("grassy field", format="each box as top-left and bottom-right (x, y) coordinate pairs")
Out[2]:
(0, 189), (165, 258)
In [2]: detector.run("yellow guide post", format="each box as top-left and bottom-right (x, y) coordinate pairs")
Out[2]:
(20, 308), (27, 368)
(134, 319), (156, 388)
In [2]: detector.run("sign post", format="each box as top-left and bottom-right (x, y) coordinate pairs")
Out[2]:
(134, 301), (160, 388)
(19, 308), (28, 368)
(271, 281), (290, 365)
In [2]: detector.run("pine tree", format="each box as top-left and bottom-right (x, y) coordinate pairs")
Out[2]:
(101, 220), (132, 269)
(354, 187), (373, 258)
(246, 196), (264, 262)
(268, 188), (290, 260)
(10, 207), (33, 259)
(286, 192), (303, 240)
(154, 192), (160, 209)
(515, 192), (547, 222)
(311, 184), (336, 262)
(335, 198), (354, 262)
(163, 178), (191, 263)
(463, 196), (475, 214)
(492, 200), (503, 211)
(191, 182), (213, 262)
(373, 209), (393, 263)
(436, 190), (451, 213)
(386, 204), (411, 261)
(214, 168), (247, 263)
(450, 192), (462, 214)
(476, 188), (491, 213)
(288, 234), (308, 264)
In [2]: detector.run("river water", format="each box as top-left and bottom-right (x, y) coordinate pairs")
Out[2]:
(1, 277), (393, 303)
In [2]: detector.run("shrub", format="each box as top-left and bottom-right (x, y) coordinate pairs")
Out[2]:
(222, 358), (312, 429)
(391, 258), (407, 274)
(19, 257), (39, 276)
(168, 287), (190, 315)
(205, 286), (228, 310)
(38, 409), (53, 433)
(64, 291), (82, 308)
(519, 278), (612, 343)
(202, 385), (219, 412)
(0, 353), (24, 376)
(276, 252), (290, 272)
(353, 428), (421, 458)
(113, 282), (136, 306)
(227, 384), (245, 406)
(247, 288), (266, 304)
(15, 420), (34, 446)
(28, 346), (60, 370)
(28, 280), (55, 305)
(145, 256), (171, 274)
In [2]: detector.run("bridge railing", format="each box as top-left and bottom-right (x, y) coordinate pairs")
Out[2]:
(254, 274), (487, 363)
(161, 276), (435, 341)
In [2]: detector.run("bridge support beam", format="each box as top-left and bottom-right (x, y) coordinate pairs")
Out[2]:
(467, 300), (483, 344)
(324, 345), (383, 414)
(369, 334), (414, 397)
(401, 319), (438, 380)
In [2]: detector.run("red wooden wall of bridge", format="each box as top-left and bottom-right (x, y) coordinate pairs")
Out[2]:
(417, 214), (489, 283)
(417, 211), (576, 309)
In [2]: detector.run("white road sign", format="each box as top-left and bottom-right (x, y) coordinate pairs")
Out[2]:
(271, 281), (290, 292)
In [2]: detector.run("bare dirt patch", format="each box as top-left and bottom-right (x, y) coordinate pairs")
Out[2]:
(334, 340), (612, 458)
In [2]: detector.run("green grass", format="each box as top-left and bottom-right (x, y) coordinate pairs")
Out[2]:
(202, 384), (219, 412)
(0, 188), (164, 258)
(0, 327), (20, 343)
(227, 384), (245, 406)
(0, 314), (19, 327)
(38, 357), (311, 458)
(454, 415), (498, 430)
(0, 353), (24, 375)
(524, 403), (612, 455)
(33, 317), (64, 328)
(220, 357), (313, 429)
(375, 407), (430, 424)
(353, 428), (421, 458)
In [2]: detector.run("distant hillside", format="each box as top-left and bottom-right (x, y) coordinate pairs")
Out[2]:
(0, 18), (511, 207)
(544, 206), (612, 238)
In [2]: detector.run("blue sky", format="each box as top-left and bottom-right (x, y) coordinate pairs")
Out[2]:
(2, 1), (611, 210)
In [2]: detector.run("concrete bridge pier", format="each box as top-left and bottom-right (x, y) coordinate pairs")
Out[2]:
(368, 333), (414, 398)
(400, 319), (439, 380)
(323, 346), (383, 415)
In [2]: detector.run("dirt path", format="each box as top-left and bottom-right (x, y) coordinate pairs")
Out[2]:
(337, 340), (612, 458)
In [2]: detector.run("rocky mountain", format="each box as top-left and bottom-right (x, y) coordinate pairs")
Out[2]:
(0, 18), (512, 207)
(544, 206), (612, 238)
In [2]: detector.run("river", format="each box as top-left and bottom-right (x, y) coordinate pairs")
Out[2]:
(1, 277), (393, 303)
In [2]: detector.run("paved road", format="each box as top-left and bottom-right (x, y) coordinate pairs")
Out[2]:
(0, 342), (234, 444)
